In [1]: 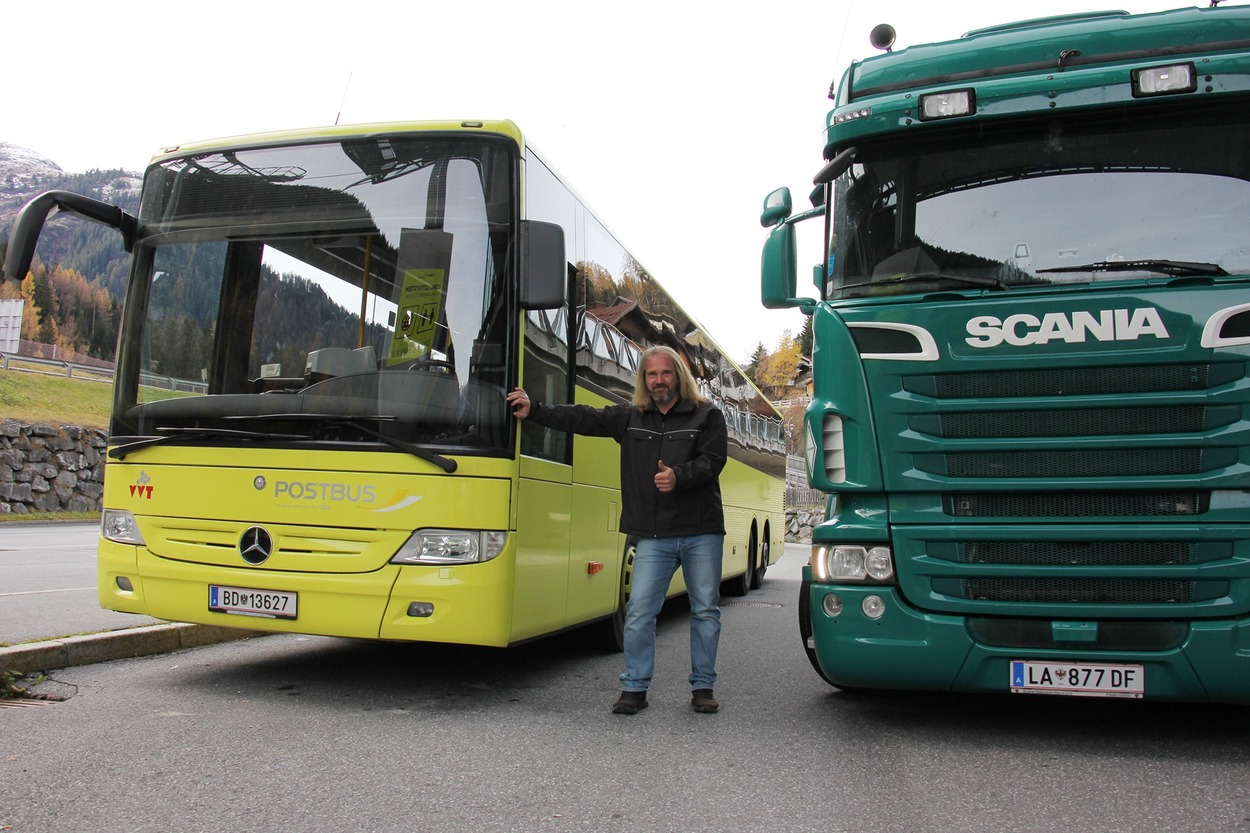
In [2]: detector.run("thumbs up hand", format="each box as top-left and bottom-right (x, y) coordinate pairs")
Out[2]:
(655, 459), (676, 493)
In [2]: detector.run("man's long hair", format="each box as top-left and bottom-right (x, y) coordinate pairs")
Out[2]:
(631, 345), (705, 409)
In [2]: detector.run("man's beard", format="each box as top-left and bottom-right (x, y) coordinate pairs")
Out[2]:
(650, 386), (676, 406)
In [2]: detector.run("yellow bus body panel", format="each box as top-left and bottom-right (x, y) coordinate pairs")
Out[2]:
(99, 447), (521, 646)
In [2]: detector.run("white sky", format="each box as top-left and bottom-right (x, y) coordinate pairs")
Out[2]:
(6, 0), (1204, 363)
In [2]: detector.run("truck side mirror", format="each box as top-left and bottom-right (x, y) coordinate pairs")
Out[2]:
(761, 222), (798, 309)
(760, 187), (793, 228)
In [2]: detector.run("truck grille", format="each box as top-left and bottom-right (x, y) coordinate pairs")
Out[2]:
(944, 491), (1205, 517)
(967, 618), (1189, 651)
(925, 447), (1222, 478)
(951, 576), (1222, 604)
(928, 404), (1234, 439)
(908, 363), (1236, 399)
(956, 540), (1206, 566)
(878, 353), (1250, 620)
(901, 533), (1244, 619)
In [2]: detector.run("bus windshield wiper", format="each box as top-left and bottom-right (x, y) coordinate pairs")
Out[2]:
(229, 414), (458, 473)
(838, 272), (1011, 293)
(1038, 259), (1228, 277)
(109, 427), (307, 460)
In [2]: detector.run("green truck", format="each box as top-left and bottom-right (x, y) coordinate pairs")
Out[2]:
(762, 5), (1250, 703)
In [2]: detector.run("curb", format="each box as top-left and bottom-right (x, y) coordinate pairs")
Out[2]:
(0, 624), (264, 676)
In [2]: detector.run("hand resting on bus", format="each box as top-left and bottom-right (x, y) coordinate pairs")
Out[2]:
(506, 387), (532, 419)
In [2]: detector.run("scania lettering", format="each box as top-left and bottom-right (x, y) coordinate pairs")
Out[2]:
(760, 7), (1250, 704)
(5, 119), (785, 648)
(964, 308), (1172, 348)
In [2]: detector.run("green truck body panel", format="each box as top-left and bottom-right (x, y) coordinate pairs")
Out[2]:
(781, 5), (1250, 704)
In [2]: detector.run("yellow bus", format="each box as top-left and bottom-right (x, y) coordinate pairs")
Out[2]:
(4, 119), (785, 648)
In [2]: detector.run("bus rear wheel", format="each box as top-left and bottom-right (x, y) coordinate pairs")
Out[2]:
(750, 535), (770, 590)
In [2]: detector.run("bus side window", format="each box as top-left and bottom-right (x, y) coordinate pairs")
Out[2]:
(521, 303), (571, 463)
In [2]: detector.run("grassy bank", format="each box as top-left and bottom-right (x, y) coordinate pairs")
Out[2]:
(0, 368), (110, 522)
(0, 367), (111, 429)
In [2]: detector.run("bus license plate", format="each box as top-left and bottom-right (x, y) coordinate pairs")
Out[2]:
(1010, 660), (1144, 698)
(209, 585), (297, 619)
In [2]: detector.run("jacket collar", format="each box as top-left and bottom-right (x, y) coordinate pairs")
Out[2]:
(645, 396), (696, 415)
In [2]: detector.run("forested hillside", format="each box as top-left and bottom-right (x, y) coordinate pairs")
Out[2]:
(0, 141), (811, 451)
(0, 143), (366, 370)
(0, 143), (138, 361)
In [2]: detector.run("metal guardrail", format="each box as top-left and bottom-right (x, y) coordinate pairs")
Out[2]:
(0, 352), (205, 393)
(785, 453), (825, 506)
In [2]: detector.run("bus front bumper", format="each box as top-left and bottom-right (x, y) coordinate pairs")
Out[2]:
(98, 539), (517, 647)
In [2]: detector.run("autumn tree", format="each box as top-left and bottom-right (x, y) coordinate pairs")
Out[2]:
(754, 329), (802, 400)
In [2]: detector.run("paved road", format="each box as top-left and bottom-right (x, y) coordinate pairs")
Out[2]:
(4, 541), (1249, 833)
(0, 521), (163, 645)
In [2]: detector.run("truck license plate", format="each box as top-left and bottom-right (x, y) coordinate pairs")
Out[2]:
(1010, 660), (1144, 698)
(209, 585), (298, 619)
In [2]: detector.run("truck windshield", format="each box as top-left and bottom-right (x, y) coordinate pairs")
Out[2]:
(826, 101), (1250, 298)
(115, 134), (517, 455)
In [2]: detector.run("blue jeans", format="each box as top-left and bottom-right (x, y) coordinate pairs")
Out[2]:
(620, 533), (724, 692)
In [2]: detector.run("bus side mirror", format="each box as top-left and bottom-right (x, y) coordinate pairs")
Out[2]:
(518, 220), (567, 310)
(3, 190), (137, 282)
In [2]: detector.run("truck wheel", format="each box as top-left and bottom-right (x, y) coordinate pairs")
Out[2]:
(798, 577), (837, 686)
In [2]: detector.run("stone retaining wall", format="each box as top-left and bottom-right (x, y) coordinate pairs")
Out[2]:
(2, 418), (829, 531)
(786, 506), (821, 544)
(0, 420), (107, 514)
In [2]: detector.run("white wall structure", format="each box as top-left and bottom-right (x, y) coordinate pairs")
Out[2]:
(0, 299), (22, 353)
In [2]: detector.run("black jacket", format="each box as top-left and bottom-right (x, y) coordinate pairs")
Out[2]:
(528, 397), (727, 538)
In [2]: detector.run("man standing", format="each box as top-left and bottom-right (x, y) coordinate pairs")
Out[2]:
(506, 345), (727, 715)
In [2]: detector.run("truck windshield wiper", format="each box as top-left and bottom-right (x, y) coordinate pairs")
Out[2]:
(229, 414), (458, 473)
(1038, 259), (1228, 277)
(109, 427), (307, 460)
(838, 272), (1011, 293)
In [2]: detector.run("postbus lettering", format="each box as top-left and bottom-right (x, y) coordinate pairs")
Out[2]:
(273, 481), (377, 503)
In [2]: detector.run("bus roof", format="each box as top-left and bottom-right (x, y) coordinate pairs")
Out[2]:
(146, 119), (526, 166)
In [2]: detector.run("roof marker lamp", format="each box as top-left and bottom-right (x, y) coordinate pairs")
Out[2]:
(1131, 63), (1197, 97)
(918, 89), (975, 121)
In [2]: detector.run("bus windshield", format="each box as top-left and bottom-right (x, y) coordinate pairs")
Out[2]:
(826, 100), (1250, 298)
(117, 134), (517, 455)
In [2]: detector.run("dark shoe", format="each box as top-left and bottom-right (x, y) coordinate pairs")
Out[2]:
(612, 690), (648, 715)
(691, 688), (719, 713)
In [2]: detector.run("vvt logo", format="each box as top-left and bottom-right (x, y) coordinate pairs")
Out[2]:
(129, 471), (154, 499)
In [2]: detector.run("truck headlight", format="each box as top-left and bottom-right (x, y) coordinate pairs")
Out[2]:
(812, 544), (894, 583)
(390, 529), (506, 565)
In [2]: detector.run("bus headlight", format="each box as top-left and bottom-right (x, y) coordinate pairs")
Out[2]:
(102, 510), (145, 545)
(390, 529), (507, 565)
(811, 544), (894, 583)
